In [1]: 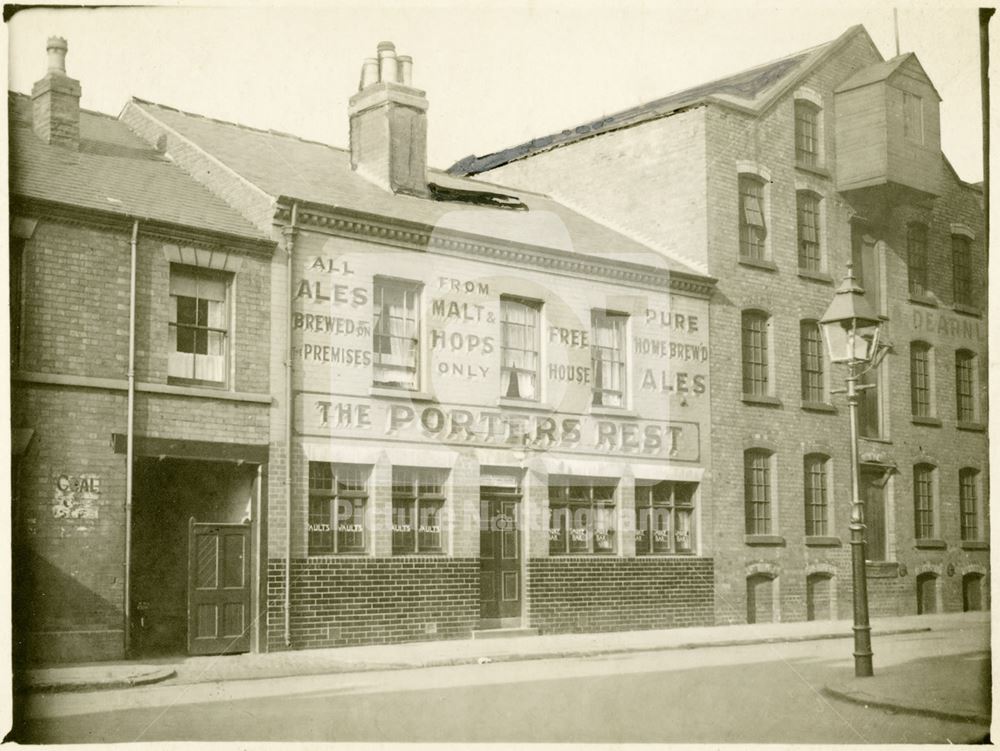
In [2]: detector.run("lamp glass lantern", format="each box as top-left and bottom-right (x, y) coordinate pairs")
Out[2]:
(819, 266), (882, 365)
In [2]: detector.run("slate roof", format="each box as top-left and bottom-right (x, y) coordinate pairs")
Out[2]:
(9, 93), (270, 242)
(834, 52), (942, 100)
(448, 26), (866, 176)
(128, 98), (701, 276)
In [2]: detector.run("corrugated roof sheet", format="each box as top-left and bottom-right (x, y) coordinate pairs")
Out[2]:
(448, 29), (856, 176)
(131, 99), (699, 275)
(9, 93), (270, 241)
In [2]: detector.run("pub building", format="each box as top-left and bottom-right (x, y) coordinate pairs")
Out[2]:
(116, 42), (717, 651)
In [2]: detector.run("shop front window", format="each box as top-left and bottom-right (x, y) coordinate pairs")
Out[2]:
(548, 480), (617, 555)
(308, 463), (370, 555)
(635, 481), (696, 554)
(392, 467), (448, 554)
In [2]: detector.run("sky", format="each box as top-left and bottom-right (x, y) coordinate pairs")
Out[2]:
(4, 1), (992, 183)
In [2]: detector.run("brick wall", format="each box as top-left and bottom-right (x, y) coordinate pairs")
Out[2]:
(13, 214), (275, 663)
(266, 558), (479, 650)
(481, 30), (988, 626)
(527, 557), (714, 633)
(12, 385), (128, 663)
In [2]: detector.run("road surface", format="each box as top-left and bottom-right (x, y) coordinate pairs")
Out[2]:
(14, 622), (990, 743)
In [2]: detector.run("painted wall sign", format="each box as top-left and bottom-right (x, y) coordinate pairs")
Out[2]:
(52, 473), (100, 519)
(910, 309), (982, 340)
(296, 394), (701, 461)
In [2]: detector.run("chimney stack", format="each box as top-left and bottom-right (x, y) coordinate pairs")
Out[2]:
(349, 41), (428, 196)
(32, 36), (81, 149)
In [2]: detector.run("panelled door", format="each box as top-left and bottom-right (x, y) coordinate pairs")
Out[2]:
(479, 489), (521, 619)
(187, 519), (252, 655)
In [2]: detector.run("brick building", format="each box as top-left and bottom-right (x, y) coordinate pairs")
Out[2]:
(454, 25), (989, 622)
(11, 39), (718, 660)
(10, 38), (277, 663)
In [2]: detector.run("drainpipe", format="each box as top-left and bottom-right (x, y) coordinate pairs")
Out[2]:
(123, 219), (139, 656)
(283, 203), (298, 647)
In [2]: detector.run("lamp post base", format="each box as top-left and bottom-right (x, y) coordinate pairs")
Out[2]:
(850, 521), (874, 677)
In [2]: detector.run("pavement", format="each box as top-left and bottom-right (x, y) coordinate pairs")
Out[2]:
(18, 611), (990, 723)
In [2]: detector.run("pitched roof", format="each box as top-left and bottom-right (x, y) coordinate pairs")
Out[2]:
(448, 25), (869, 176)
(834, 52), (942, 100)
(9, 93), (270, 243)
(128, 99), (702, 276)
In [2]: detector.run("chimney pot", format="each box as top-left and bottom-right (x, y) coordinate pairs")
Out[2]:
(377, 41), (398, 83)
(349, 42), (428, 196)
(46, 36), (68, 74)
(397, 55), (413, 86)
(33, 35), (80, 148)
(359, 57), (379, 90)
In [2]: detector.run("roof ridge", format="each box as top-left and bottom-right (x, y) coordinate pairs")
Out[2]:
(449, 24), (868, 175)
(130, 96), (345, 151)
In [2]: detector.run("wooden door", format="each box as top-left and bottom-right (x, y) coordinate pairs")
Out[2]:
(188, 519), (251, 655)
(479, 492), (521, 620)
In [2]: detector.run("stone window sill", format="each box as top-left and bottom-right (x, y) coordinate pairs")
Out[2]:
(497, 397), (552, 412)
(908, 293), (939, 308)
(961, 541), (989, 551)
(911, 416), (942, 427)
(795, 163), (831, 179)
(801, 401), (836, 414)
(370, 386), (437, 402)
(957, 421), (986, 433)
(859, 435), (892, 445)
(865, 561), (899, 578)
(742, 394), (782, 407)
(738, 257), (778, 273)
(805, 535), (841, 547)
(745, 534), (786, 547)
(589, 405), (638, 418)
(797, 269), (834, 285)
(914, 538), (947, 550)
(953, 303), (981, 318)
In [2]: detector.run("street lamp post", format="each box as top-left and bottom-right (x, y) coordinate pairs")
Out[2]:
(819, 263), (885, 679)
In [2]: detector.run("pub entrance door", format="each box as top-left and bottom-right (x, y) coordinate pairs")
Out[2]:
(479, 486), (521, 624)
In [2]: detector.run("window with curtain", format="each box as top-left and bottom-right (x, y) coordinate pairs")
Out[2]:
(392, 467), (448, 554)
(799, 320), (825, 403)
(959, 468), (980, 542)
(907, 223), (928, 297)
(913, 464), (936, 539)
(909, 342), (933, 418)
(634, 481), (696, 555)
(169, 266), (229, 384)
(308, 463), (370, 555)
(739, 175), (767, 260)
(591, 310), (627, 407)
(373, 277), (420, 389)
(500, 297), (540, 400)
(803, 454), (829, 536)
(741, 310), (770, 397)
(548, 479), (617, 555)
(955, 350), (977, 423)
(797, 192), (821, 271)
(794, 101), (820, 167)
(952, 235), (973, 307)
(744, 450), (773, 535)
